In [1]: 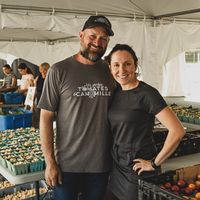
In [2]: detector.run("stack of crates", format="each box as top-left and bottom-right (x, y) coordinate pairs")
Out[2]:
(0, 92), (32, 131)
(0, 108), (32, 131)
(153, 129), (200, 158)
(2, 92), (24, 105)
(0, 175), (54, 200)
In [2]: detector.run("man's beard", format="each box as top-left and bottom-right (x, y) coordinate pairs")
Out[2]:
(80, 44), (106, 62)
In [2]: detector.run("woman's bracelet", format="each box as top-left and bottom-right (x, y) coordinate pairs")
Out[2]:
(151, 157), (160, 170)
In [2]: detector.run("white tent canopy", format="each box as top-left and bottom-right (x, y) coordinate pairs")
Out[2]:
(1, 0), (200, 90)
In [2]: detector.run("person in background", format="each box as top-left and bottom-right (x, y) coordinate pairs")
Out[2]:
(0, 64), (17, 92)
(105, 44), (185, 200)
(34, 62), (50, 104)
(17, 63), (34, 96)
(38, 15), (115, 200)
(0, 64), (17, 103)
(33, 62), (50, 128)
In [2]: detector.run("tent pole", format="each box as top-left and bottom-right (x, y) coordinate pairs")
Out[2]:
(1, 3), (151, 19)
(154, 8), (200, 19)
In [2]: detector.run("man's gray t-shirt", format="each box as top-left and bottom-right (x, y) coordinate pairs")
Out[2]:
(38, 56), (115, 172)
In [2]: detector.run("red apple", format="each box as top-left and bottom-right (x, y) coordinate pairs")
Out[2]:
(164, 182), (172, 189)
(171, 185), (180, 193)
(177, 179), (186, 188)
(184, 187), (194, 195)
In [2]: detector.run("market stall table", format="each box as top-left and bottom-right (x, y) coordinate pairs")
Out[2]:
(0, 103), (24, 108)
(162, 152), (200, 172)
(0, 160), (45, 199)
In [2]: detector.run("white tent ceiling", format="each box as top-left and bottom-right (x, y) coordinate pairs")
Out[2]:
(0, 0), (200, 90)
(1, 0), (200, 19)
(0, 0), (200, 42)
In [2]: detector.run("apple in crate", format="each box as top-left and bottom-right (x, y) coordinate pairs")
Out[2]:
(171, 185), (180, 193)
(177, 179), (186, 188)
(188, 183), (197, 191)
(184, 187), (194, 195)
(163, 182), (172, 190)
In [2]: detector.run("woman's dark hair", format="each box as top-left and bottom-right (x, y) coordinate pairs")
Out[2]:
(18, 63), (33, 74)
(105, 44), (138, 67)
(3, 64), (12, 70)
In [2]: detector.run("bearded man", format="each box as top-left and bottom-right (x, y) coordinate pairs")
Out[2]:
(38, 15), (115, 200)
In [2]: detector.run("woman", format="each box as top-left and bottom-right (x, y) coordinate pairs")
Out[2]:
(105, 44), (185, 200)
(0, 64), (17, 92)
(17, 63), (34, 95)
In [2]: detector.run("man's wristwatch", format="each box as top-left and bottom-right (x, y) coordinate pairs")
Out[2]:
(151, 157), (160, 170)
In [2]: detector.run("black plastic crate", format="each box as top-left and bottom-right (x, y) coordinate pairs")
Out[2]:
(154, 130), (200, 158)
(139, 179), (185, 200)
(0, 180), (53, 200)
(138, 165), (200, 200)
(138, 171), (184, 200)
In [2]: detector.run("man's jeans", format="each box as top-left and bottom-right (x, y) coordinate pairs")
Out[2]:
(54, 172), (109, 200)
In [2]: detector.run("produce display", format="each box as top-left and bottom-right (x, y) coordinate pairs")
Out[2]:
(139, 165), (200, 200)
(170, 104), (200, 125)
(0, 180), (13, 189)
(0, 188), (47, 200)
(0, 109), (24, 115)
(0, 127), (45, 175)
(161, 174), (200, 199)
(0, 180), (50, 200)
(0, 187), (47, 200)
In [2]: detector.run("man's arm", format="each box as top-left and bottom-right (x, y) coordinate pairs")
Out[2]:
(40, 109), (62, 186)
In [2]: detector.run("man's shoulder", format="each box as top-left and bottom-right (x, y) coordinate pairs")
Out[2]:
(52, 56), (73, 68)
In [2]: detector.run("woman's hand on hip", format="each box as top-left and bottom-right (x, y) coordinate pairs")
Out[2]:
(132, 158), (154, 175)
